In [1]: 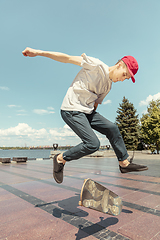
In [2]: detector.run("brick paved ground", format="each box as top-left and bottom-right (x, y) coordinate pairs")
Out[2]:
(0, 152), (160, 240)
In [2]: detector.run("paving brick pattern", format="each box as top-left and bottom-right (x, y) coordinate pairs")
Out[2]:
(0, 154), (160, 239)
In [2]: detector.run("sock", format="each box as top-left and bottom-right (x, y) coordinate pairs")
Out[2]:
(57, 159), (63, 164)
(57, 156), (64, 164)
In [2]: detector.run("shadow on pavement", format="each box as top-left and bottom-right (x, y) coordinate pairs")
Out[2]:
(35, 193), (88, 217)
(36, 194), (124, 239)
(75, 217), (118, 240)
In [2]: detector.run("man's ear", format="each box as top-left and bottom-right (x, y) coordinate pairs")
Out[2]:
(116, 61), (122, 69)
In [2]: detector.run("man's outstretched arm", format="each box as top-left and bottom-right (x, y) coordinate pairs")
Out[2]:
(22, 47), (83, 66)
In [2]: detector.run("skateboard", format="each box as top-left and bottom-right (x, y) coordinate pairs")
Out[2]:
(79, 178), (122, 216)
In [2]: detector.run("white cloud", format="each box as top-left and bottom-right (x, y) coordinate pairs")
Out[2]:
(50, 124), (76, 137)
(103, 100), (112, 105)
(0, 86), (9, 91)
(16, 113), (28, 116)
(16, 110), (27, 116)
(0, 123), (49, 146)
(141, 109), (148, 115)
(8, 105), (21, 108)
(0, 123), (110, 147)
(47, 107), (54, 110)
(63, 124), (70, 129)
(139, 92), (160, 106)
(0, 123), (78, 147)
(0, 123), (34, 137)
(33, 109), (48, 115)
(17, 110), (26, 112)
(33, 108), (55, 115)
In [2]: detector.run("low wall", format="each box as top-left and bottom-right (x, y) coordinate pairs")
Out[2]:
(50, 150), (160, 159)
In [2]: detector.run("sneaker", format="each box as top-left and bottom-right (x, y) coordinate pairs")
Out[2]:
(119, 162), (148, 173)
(53, 154), (64, 184)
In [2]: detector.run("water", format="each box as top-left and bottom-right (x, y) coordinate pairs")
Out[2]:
(0, 149), (113, 160)
(0, 149), (54, 159)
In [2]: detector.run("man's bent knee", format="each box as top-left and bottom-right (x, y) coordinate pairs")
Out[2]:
(86, 138), (100, 154)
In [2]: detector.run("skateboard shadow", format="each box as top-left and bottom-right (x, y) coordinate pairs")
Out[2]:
(51, 194), (119, 239)
(36, 193), (119, 239)
(52, 193), (88, 218)
(35, 193), (88, 218)
(75, 216), (118, 240)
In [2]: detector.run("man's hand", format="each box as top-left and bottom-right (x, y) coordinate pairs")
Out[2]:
(94, 102), (98, 111)
(22, 47), (38, 57)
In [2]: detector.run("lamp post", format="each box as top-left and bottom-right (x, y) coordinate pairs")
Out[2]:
(53, 144), (58, 151)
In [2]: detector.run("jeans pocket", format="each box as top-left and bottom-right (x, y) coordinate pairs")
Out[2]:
(71, 111), (81, 116)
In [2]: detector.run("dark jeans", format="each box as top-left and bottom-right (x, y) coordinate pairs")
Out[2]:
(61, 110), (128, 162)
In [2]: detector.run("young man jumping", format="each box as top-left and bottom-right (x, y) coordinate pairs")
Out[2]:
(22, 47), (148, 184)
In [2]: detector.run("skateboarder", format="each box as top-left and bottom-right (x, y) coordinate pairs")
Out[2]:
(22, 47), (148, 184)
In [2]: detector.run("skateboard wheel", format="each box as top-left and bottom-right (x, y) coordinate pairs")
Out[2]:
(109, 195), (122, 206)
(83, 199), (100, 209)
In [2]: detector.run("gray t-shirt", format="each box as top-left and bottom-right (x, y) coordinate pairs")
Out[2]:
(61, 53), (112, 114)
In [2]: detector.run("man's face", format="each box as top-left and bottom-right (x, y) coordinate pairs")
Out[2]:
(111, 62), (131, 83)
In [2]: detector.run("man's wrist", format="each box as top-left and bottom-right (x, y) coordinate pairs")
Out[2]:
(36, 50), (44, 56)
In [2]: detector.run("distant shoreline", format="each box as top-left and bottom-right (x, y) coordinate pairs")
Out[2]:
(0, 146), (110, 150)
(0, 148), (159, 156)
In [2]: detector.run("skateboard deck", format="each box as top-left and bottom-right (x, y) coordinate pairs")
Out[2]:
(79, 178), (122, 216)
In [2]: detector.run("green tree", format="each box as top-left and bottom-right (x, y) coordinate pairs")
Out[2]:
(140, 100), (160, 154)
(115, 96), (139, 150)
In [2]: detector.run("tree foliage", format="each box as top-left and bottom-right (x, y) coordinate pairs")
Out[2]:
(140, 100), (160, 154)
(115, 96), (140, 150)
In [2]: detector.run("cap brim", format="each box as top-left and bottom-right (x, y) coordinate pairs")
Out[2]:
(131, 76), (135, 83)
(128, 68), (135, 83)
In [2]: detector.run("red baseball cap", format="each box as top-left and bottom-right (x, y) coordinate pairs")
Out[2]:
(121, 56), (139, 83)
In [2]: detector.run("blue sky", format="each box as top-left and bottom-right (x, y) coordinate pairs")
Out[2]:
(0, 0), (160, 147)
